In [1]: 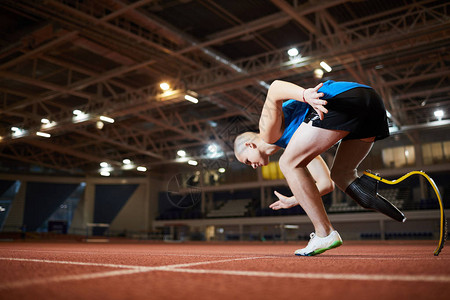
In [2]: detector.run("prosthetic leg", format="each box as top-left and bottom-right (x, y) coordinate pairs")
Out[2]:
(346, 174), (406, 223)
(332, 139), (406, 223)
(363, 170), (447, 256)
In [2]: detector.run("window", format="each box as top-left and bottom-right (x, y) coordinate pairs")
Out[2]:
(382, 145), (415, 168)
(422, 142), (449, 165)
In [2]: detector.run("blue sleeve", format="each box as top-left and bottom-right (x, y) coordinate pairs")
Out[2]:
(273, 100), (309, 148)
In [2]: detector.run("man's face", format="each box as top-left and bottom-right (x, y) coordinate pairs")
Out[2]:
(239, 146), (269, 169)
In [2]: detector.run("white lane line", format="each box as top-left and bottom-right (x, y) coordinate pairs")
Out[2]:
(162, 268), (450, 283)
(0, 269), (147, 290)
(1, 256), (450, 290)
(0, 257), (143, 269)
(0, 256), (267, 290)
(0, 256), (265, 270)
(159, 256), (267, 269)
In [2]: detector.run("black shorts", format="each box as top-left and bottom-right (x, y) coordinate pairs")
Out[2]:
(303, 87), (390, 141)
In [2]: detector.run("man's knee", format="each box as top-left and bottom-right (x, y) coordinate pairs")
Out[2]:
(278, 154), (291, 174)
(279, 153), (310, 174)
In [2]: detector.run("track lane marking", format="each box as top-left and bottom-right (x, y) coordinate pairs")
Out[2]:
(1, 255), (450, 290)
(0, 269), (147, 290)
(163, 268), (450, 283)
(0, 256), (265, 270)
(0, 256), (266, 290)
(0, 257), (144, 269)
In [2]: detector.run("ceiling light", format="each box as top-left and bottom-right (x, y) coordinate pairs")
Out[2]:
(313, 68), (324, 79)
(123, 159), (131, 165)
(160, 82), (170, 91)
(434, 109), (444, 119)
(73, 109), (83, 116)
(188, 160), (198, 166)
(184, 94), (198, 104)
(284, 225), (299, 229)
(41, 118), (50, 124)
(100, 116), (114, 123)
(36, 132), (51, 138)
(218, 168), (226, 173)
(287, 47), (299, 57)
(137, 166), (147, 172)
(11, 127), (26, 137)
(320, 61), (332, 72)
(96, 121), (104, 129)
(177, 150), (186, 157)
(100, 171), (111, 177)
(208, 143), (218, 153)
(100, 162), (109, 168)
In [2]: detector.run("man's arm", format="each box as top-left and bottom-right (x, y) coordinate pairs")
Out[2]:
(259, 80), (327, 144)
(269, 155), (334, 210)
(307, 155), (334, 196)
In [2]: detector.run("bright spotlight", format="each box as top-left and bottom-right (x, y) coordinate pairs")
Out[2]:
(177, 150), (186, 157)
(160, 82), (170, 91)
(320, 61), (332, 72)
(218, 168), (226, 173)
(137, 166), (147, 172)
(184, 94), (198, 104)
(123, 159), (131, 165)
(434, 109), (444, 119)
(100, 171), (111, 177)
(41, 118), (50, 124)
(188, 160), (198, 166)
(313, 68), (324, 79)
(100, 162), (109, 168)
(96, 121), (104, 129)
(100, 116), (114, 123)
(208, 143), (218, 153)
(287, 48), (299, 57)
(36, 132), (51, 138)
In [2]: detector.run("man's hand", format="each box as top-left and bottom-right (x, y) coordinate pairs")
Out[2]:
(269, 191), (298, 210)
(302, 82), (328, 120)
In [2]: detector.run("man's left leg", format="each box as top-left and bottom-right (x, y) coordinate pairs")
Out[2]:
(331, 138), (406, 222)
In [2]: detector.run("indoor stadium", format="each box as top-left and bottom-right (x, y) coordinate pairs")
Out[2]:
(0, 1), (449, 299)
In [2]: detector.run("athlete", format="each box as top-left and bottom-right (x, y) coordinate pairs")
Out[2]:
(234, 80), (405, 256)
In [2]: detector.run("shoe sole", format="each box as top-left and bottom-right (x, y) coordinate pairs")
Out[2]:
(295, 240), (343, 256)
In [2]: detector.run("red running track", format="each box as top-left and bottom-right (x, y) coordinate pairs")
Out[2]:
(0, 240), (449, 300)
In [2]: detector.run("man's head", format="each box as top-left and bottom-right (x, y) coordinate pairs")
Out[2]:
(234, 132), (269, 169)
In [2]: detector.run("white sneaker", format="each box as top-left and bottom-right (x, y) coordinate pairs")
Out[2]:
(295, 231), (343, 256)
